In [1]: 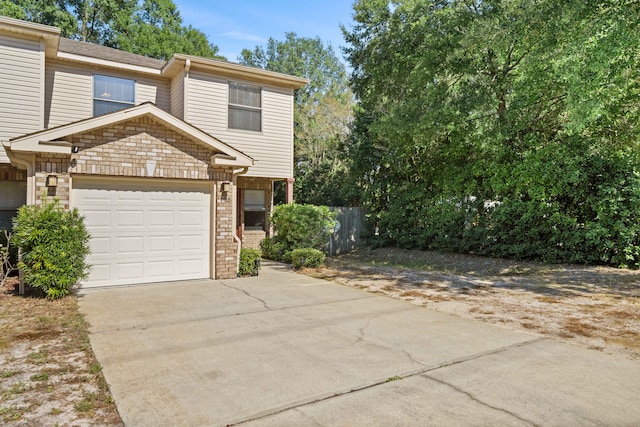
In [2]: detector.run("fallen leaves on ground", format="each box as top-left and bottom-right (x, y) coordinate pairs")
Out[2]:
(304, 248), (640, 359)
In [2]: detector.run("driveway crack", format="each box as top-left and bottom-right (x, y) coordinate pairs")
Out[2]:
(226, 337), (544, 426)
(220, 281), (271, 311)
(423, 375), (540, 426)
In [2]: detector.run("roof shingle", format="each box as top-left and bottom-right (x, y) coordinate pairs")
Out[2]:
(57, 38), (166, 70)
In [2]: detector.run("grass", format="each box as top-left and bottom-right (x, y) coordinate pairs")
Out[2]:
(0, 280), (122, 425)
(27, 350), (48, 365)
(30, 372), (49, 382)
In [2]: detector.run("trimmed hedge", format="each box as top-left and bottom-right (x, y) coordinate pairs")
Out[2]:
(239, 248), (262, 276)
(291, 248), (326, 269)
(260, 204), (336, 266)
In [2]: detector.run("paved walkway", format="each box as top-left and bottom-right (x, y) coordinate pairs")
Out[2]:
(78, 261), (640, 426)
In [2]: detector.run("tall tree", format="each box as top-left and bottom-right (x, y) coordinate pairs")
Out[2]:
(240, 33), (356, 205)
(68, 0), (137, 44)
(0, 0), (223, 59)
(113, 0), (222, 59)
(343, 0), (640, 266)
(0, 0), (76, 36)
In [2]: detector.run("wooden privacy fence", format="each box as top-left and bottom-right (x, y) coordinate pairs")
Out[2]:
(327, 207), (364, 256)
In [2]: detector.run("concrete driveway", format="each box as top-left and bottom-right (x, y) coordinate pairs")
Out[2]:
(78, 261), (640, 426)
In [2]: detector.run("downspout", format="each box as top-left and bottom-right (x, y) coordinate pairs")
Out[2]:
(183, 59), (191, 122)
(232, 167), (249, 272)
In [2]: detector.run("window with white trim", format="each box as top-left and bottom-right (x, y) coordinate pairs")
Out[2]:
(93, 75), (135, 116)
(244, 190), (266, 230)
(228, 82), (261, 132)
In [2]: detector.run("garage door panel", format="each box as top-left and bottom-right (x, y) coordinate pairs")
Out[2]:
(179, 210), (206, 226)
(90, 237), (111, 255)
(117, 236), (144, 255)
(149, 210), (175, 227)
(148, 191), (175, 203)
(149, 261), (175, 277)
(75, 190), (111, 203)
(179, 234), (205, 251)
(88, 264), (111, 283)
(117, 210), (145, 227)
(178, 258), (207, 275)
(73, 177), (211, 287)
(116, 262), (145, 280)
(179, 191), (207, 203)
(148, 235), (174, 252)
(82, 210), (112, 228)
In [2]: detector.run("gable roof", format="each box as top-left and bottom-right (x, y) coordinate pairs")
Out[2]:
(4, 103), (253, 167)
(0, 16), (309, 87)
(58, 38), (165, 70)
(0, 15), (60, 56)
(164, 55), (309, 89)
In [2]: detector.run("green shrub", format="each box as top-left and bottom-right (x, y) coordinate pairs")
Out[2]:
(259, 237), (287, 261)
(12, 198), (91, 299)
(291, 248), (326, 268)
(239, 248), (262, 276)
(271, 204), (336, 251)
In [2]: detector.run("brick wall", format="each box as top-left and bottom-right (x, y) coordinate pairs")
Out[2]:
(34, 154), (71, 208)
(242, 231), (266, 250)
(68, 116), (224, 180)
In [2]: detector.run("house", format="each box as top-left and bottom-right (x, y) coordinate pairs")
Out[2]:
(0, 16), (308, 287)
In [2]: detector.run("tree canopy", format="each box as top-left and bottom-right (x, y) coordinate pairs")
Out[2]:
(0, 0), (223, 59)
(240, 33), (356, 205)
(343, 0), (640, 266)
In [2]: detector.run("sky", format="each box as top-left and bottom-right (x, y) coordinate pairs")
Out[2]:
(173, 1), (356, 65)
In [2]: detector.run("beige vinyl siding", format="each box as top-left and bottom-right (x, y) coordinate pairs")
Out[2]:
(0, 34), (42, 163)
(170, 74), (184, 119)
(45, 60), (171, 128)
(186, 70), (293, 178)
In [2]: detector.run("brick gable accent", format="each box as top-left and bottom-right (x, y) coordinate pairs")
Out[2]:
(31, 116), (239, 279)
(68, 116), (225, 180)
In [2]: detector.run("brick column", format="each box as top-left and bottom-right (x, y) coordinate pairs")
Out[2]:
(286, 177), (294, 204)
(215, 180), (238, 279)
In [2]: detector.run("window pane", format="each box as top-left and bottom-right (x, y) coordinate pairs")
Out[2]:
(94, 75), (135, 103)
(244, 190), (265, 210)
(244, 211), (265, 230)
(229, 82), (261, 108)
(229, 106), (261, 131)
(94, 100), (132, 116)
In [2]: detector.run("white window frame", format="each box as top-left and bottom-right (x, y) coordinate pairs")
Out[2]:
(93, 74), (135, 117)
(228, 81), (262, 132)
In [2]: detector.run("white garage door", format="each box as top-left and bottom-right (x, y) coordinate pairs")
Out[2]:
(72, 177), (211, 288)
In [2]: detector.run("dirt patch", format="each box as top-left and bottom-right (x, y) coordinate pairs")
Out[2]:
(0, 278), (122, 426)
(303, 248), (640, 359)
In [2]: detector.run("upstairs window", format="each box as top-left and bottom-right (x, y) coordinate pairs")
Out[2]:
(228, 82), (261, 132)
(93, 75), (135, 116)
(244, 190), (266, 231)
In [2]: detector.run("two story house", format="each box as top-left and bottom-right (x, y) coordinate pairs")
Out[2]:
(0, 16), (307, 287)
